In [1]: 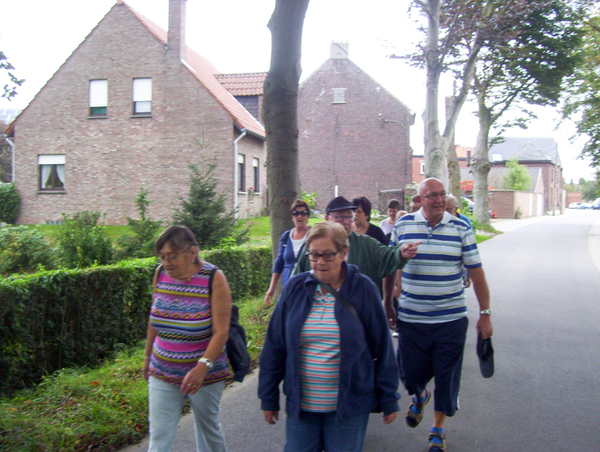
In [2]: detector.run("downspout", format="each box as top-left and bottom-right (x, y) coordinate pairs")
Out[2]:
(2, 134), (15, 182)
(233, 129), (247, 220)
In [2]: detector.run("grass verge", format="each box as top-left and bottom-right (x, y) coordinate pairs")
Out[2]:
(0, 296), (274, 452)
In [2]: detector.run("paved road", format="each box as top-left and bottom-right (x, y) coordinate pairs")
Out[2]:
(123, 210), (600, 451)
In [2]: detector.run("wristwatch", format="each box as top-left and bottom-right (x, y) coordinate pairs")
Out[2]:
(198, 357), (214, 370)
(480, 309), (492, 315)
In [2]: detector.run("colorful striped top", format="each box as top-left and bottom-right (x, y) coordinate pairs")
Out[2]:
(149, 262), (230, 386)
(299, 286), (340, 412)
(390, 210), (482, 324)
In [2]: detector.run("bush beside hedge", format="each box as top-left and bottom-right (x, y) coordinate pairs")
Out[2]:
(0, 245), (271, 396)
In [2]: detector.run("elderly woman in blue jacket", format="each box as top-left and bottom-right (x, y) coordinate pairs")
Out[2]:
(258, 221), (399, 451)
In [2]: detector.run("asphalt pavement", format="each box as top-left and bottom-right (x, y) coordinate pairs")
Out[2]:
(122, 209), (600, 452)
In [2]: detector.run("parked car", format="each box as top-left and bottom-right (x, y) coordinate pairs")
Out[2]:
(580, 203), (593, 209)
(568, 202), (581, 209)
(592, 198), (600, 210)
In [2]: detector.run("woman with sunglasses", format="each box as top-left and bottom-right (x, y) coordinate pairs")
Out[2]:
(265, 199), (311, 304)
(259, 222), (400, 451)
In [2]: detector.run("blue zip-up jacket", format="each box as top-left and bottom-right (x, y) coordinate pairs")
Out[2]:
(258, 262), (400, 419)
(272, 228), (308, 287)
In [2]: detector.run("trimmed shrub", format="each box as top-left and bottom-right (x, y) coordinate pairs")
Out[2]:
(0, 182), (19, 224)
(0, 226), (56, 274)
(0, 245), (271, 396)
(56, 211), (114, 268)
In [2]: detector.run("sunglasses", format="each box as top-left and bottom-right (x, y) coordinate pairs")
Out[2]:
(292, 210), (310, 216)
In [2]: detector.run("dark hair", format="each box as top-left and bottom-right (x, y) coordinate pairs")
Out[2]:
(352, 196), (372, 221)
(387, 199), (401, 210)
(155, 225), (201, 264)
(290, 199), (311, 216)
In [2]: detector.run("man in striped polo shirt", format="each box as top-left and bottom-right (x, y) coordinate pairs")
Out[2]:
(384, 178), (493, 452)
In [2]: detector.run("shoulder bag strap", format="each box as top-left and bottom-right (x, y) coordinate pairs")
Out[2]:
(316, 277), (360, 320)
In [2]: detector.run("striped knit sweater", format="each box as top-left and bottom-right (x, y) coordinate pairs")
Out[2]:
(149, 262), (229, 386)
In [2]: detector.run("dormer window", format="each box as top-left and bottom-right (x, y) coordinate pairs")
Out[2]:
(332, 88), (347, 104)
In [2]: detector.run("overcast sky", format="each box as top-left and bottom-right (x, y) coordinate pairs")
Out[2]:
(0, 0), (594, 181)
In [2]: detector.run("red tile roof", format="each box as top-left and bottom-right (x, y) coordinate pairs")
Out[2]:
(128, 4), (265, 139)
(214, 73), (267, 96)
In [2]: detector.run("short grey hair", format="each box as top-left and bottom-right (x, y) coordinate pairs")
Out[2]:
(446, 194), (458, 208)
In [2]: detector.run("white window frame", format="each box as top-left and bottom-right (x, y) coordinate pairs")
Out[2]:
(238, 154), (246, 192)
(38, 155), (66, 191)
(332, 88), (347, 104)
(420, 162), (425, 175)
(252, 158), (260, 193)
(133, 78), (152, 114)
(89, 80), (107, 116)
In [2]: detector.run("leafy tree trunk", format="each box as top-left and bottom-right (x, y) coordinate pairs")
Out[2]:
(263, 0), (310, 259)
(422, 0), (446, 180)
(471, 102), (492, 226)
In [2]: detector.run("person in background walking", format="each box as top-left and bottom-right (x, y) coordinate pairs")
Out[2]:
(259, 222), (400, 452)
(265, 199), (312, 304)
(144, 225), (232, 452)
(380, 198), (403, 237)
(352, 196), (388, 245)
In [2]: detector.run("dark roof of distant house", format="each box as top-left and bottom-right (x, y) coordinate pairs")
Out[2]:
(129, 4), (265, 138)
(215, 73), (267, 96)
(488, 137), (560, 166)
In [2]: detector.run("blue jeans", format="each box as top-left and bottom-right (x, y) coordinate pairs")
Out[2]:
(148, 377), (226, 452)
(285, 411), (370, 452)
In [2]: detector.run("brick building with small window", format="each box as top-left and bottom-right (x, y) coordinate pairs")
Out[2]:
(5, 0), (266, 225)
(297, 43), (415, 212)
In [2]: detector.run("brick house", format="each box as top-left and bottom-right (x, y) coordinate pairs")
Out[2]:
(5, 0), (266, 225)
(488, 137), (563, 213)
(297, 43), (415, 212)
(412, 144), (473, 185)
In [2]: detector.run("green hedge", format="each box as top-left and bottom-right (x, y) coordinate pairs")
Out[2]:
(0, 246), (271, 396)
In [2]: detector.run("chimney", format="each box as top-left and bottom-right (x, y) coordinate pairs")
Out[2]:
(330, 41), (349, 59)
(168, 0), (186, 61)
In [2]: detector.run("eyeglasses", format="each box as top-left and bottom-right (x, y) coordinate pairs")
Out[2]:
(306, 251), (339, 262)
(159, 248), (190, 263)
(421, 191), (447, 200)
(330, 214), (355, 223)
(292, 210), (310, 216)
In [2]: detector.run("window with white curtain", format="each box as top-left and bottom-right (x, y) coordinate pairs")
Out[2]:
(332, 88), (347, 104)
(38, 155), (65, 191)
(89, 80), (107, 116)
(133, 78), (152, 114)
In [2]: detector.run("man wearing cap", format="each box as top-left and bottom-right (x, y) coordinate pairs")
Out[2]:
(294, 196), (420, 294)
(384, 177), (493, 452)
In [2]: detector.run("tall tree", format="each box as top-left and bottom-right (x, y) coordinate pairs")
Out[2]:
(263, 0), (310, 259)
(469, 0), (584, 223)
(562, 14), (600, 168)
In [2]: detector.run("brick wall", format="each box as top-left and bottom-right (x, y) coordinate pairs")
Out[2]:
(13, 4), (265, 225)
(298, 58), (413, 211)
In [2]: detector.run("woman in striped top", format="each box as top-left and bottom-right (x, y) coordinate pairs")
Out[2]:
(143, 225), (232, 452)
(259, 222), (400, 452)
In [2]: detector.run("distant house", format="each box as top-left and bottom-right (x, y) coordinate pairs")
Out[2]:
(4, 0), (266, 225)
(412, 145), (473, 185)
(297, 43), (415, 212)
(488, 137), (563, 213)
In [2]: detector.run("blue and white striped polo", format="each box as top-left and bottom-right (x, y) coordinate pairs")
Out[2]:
(390, 210), (482, 324)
